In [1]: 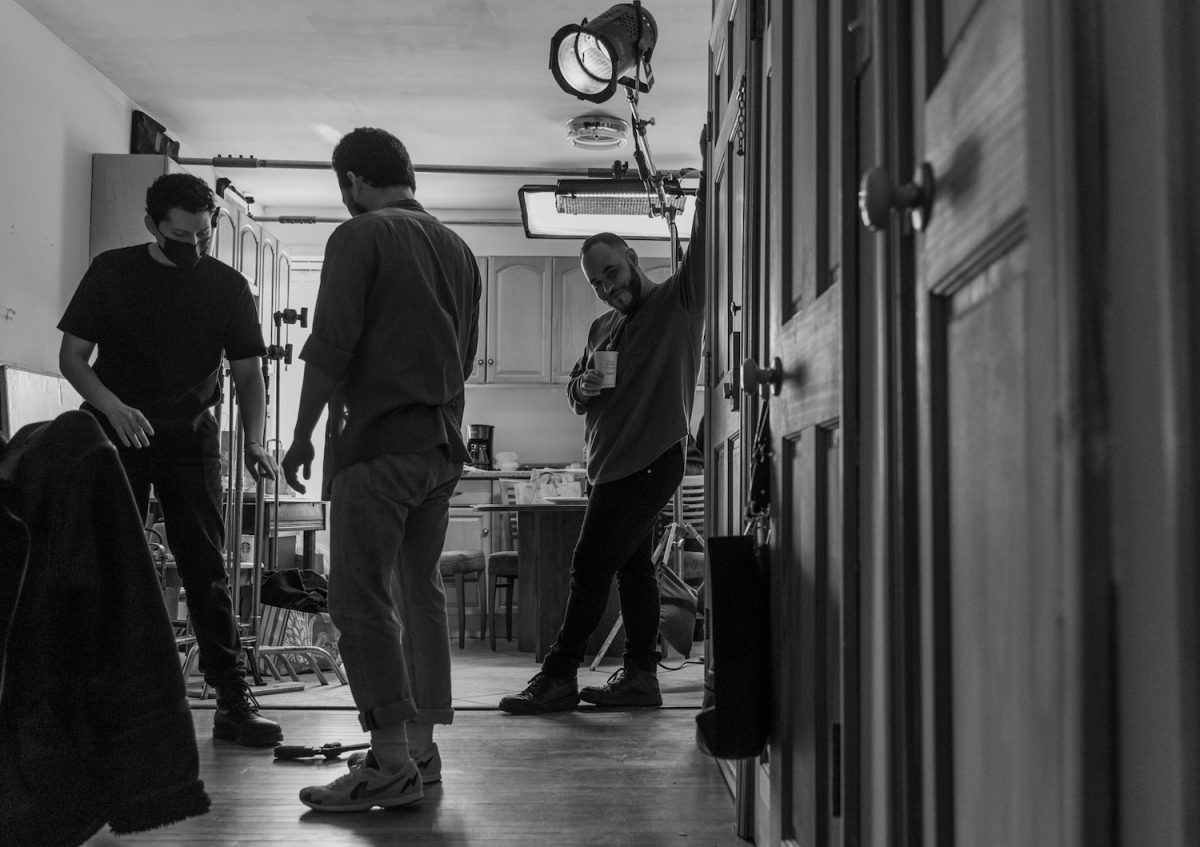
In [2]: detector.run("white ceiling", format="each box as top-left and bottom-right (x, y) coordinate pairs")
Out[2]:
(17, 0), (710, 246)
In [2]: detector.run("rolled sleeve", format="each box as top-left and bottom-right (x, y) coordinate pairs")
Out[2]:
(299, 333), (354, 381)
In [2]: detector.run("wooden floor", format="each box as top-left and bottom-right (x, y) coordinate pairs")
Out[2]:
(87, 707), (743, 846)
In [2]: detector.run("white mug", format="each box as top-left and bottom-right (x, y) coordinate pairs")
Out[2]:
(593, 350), (618, 388)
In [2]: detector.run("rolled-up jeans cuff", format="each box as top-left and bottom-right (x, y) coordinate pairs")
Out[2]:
(358, 697), (418, 731)
(414, 707), (455, 726)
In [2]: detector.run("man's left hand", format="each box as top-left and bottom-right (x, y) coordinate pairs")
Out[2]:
(281, 439), (315, 495)
(244, 443), (279, 482)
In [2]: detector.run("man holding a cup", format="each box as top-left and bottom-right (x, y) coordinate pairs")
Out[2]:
(500, 127), (708, 714)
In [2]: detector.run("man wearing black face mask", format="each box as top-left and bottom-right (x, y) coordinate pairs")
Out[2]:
(58, 172), (284, 747)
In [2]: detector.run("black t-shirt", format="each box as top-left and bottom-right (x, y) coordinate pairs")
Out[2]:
(58, 244), (266, 423)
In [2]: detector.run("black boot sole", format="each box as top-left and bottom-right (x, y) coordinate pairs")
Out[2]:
(498, 694), (580, 715)
(213, 721), (283, 747)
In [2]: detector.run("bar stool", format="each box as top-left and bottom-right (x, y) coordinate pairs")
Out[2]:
(487, 481), (521, 650)
(438, 549), (486, 648)
(487, 551), (519, 649)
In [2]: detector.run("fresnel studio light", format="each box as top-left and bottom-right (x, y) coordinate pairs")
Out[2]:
(523, 2), (695, 247)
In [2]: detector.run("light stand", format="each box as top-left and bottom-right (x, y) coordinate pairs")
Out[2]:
(220, 364), (268, 690)
(249, 305), (344, 685)
(256, 305), (308, 599)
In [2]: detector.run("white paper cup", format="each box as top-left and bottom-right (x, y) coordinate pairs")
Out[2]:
(593, 350), (618, 388)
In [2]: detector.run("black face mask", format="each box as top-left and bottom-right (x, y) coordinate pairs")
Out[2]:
(160, 237), (203, 269)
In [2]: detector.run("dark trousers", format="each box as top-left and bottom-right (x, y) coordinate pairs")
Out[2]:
(109, 411), (244, 691)
(542, 444), (684, 678)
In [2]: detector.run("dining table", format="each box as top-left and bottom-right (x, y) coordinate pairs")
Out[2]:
(472, 501), (621, 663)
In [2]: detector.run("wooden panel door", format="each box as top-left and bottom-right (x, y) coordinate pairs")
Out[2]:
(705, 0), (753, 828)
(901, 0), (1085, 843)
(708, 0), (749, 554)
(751, 0), (860, 843)
(486, 256), (552, 383)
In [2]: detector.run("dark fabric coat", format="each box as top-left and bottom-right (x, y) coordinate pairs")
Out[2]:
(0, 411), (209, 846)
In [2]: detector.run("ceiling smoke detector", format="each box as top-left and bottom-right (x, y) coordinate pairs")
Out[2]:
(565, 114), (629, 150)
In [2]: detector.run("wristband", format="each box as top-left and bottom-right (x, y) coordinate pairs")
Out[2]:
(244, 441), (260, 451)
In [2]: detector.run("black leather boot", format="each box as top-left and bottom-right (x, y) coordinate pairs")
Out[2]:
(498, 672), (579, 714)
(579, 667), (662, 707)
(213, 681), (283, 747)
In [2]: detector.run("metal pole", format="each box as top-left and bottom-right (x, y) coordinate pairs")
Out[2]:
(175, 157), (619, 179)
(224, 365), (245, 648)
(250, 215), (526, 227)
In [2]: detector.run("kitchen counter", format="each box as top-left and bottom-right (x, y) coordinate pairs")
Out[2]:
(460, 467), (587, 480)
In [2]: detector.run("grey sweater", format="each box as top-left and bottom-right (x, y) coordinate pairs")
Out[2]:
(567, 195), (706, 485)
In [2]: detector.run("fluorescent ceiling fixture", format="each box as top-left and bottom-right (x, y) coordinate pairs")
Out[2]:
(518, 184), (694, 240)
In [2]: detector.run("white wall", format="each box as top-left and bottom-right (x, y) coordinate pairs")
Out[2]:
(0, 0), (137, 374)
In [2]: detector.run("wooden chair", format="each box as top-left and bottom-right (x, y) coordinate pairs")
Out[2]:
(487, 481), (521, 650)
(660, 475), (705, 545)
(438, 549), (486, 648)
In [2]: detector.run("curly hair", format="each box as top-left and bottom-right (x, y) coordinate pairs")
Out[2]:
(145, 173), (217, 224)
(331, 127), (416, 191)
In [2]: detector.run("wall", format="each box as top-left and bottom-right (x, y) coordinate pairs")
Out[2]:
(0, 0), (136, 374)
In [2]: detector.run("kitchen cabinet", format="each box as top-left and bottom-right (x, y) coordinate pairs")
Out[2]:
(466, 257), (489, 385)
(443, 479), (495, 558)
(551, 258), (605, 383)
(484, 256), (553, 383)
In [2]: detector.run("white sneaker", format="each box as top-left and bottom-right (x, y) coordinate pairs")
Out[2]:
(299, 751), (423, 812)
(349, 743), (441, 784)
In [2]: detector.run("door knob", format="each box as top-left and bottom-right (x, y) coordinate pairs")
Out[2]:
(742, 356), (782, 397)
(858, 162), (935, 232)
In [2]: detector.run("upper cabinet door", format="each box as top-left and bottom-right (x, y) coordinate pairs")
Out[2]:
(639, 257), (674, 284)
(239, 224), (261, 303)
(466, 256), (489, 385)
(213, 208), (237, 269)
(486, 257), (553, 383)
(551, 257), (606, 384)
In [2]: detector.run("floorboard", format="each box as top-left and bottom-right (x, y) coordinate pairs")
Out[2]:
(82, 639), (742, 846)
(92, 710), (742, 846)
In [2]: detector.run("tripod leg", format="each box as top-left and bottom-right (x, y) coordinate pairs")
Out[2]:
(589, 614), (623, 671)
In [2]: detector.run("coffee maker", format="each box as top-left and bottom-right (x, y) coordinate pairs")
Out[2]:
(466, 424), (495, 469)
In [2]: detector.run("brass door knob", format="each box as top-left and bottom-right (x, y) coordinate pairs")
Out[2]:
(858, 162), (935, 232)
(742, 356), (782, 397)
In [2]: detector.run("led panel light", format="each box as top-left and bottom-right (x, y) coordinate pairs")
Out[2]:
(518, 183), (694, 240)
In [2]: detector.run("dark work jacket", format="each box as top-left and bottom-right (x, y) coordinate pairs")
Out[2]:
(0, 412), (209, 845)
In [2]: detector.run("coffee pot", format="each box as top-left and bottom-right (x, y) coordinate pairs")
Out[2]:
(466, 424), (494, 469)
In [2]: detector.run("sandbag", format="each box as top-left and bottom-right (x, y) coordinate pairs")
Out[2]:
(695, 534), (771, 759)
